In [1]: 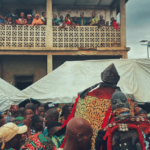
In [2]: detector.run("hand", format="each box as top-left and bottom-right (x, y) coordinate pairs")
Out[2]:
(23, 117), (32, 128)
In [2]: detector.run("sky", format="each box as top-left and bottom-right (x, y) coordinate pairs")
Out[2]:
(124, 0), (150, 58)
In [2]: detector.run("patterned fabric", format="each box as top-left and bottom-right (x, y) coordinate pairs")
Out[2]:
(52, 134), (65, 148)
(74, 87), (135, 150)
(21, 133), (56, 150)
(113, 108), (130, 116)
(59, 116), (65, 124)
(90, 17), (99, 25)
(75, 96), (111, 150)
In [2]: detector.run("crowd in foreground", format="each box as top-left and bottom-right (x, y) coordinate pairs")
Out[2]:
(0, 102), (92, 150)
(0, 10), (119, 29)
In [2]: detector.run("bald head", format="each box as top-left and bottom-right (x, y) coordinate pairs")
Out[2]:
(45, 108), (59, 126)
(65, 117), (93, 150)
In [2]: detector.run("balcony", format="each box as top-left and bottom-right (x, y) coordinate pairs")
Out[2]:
(0, 25), (121, 50)
(0, 25), (46, 49)
(53, 26), (121, 49)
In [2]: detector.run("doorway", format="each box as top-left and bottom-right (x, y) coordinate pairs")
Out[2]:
(15, 75), (33, 90)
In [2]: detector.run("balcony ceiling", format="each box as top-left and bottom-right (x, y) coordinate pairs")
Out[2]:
(1, 0), (114, 6)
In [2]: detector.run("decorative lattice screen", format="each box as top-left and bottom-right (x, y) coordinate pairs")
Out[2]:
(0, 25), (46, 48)
(53, 26), (121, 48)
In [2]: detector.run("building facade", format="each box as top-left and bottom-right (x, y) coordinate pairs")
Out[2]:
(0, 0), (129, 89)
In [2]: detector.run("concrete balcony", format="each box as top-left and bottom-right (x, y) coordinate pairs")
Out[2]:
(0, 25), (46, 50)
(53, 26), (121, 49)
(0, 25), (121, 50)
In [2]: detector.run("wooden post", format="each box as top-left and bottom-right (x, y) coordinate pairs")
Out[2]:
(47, 54), (53, 74)
(120, 0), (126, 48)
(46, 0), (53, 49)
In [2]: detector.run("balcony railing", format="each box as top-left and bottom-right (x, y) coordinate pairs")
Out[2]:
(0, 25), (121, 49)
(0, 25), (46, 48)
(53, 26), (121, 48)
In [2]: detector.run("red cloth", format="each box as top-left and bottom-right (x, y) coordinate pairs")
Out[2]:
(88, 87), (115, 99)
(112, 21), (119, 30)
(104, 124), (146, 150)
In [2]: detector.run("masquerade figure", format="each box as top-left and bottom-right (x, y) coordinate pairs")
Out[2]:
(95, 91), (150, 150)
(59, 64), (127, 150)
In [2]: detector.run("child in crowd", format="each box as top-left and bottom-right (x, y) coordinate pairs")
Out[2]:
(6, 16), (15, 25)
(59, 20), (68, 29)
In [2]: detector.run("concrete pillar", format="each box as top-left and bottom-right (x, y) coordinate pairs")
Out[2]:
(47, 54), (53, 74)
(46, 0), (53, 49)
(122, 51), (127, 59)
(120, 0), (126, 48)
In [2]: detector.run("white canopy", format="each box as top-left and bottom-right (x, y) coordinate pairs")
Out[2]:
(11, 59), (150, 104)
(0, 78), (20, 112)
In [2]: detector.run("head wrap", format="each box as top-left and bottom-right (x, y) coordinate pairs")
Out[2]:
(27, 14), (32, 17)
(80, 12), (84, 15)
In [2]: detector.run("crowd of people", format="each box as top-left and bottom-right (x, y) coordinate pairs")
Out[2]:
(0, 102), (79, 150)
(0, 10), (118, 29)
(0, 11), (46, 26)
(53, 12), (118, 29)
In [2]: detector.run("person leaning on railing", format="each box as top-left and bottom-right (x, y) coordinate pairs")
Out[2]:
(77, 12), (88, 26)
(32, 14), (44, 26)
(89, 12), (99, 26)
(26, 14), (33, 26)
(16, 12), (27, 25)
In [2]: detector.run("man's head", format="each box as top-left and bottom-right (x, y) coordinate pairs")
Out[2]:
(31, 115), (44, 132)
(25, 103), (35, 113)
(62, 105), (72, 119)
(65, 17), (68, 22)
(101, 63), (120, 85)
(92, 12), (95, 18)
(20, 12), (25, 18)
(100, 14), (103, 20)
(80, 12), (84, 18)
(48, 122), (62, 138)
(66, 14), (70, 18)
(106, 21), (109, 26)
(18, 107), (24, 117)
(0, 115), (6, 127)
(111, 17), (114, 21)
(111, 91), (130, 114)
(45, 108), (59, 127)
(23, 108), (34, 119)
(38, 106), (45, 118)
(65, 117), (93, 150)
(42, 12), (46, 17)
(53, 14), (57, 19)
(0, 123), (27, 150)
(60, 15), (63, 20)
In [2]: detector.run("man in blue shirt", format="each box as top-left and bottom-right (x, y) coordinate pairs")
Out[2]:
(78, 12), (87, 26)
